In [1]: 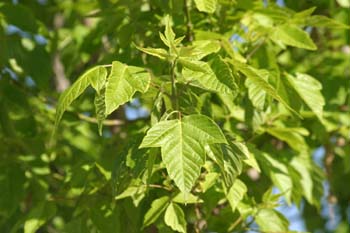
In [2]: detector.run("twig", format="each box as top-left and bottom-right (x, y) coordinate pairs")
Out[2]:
(184, 0), (194, 42)
(246, 38), (266, 60)
(228, 216), (243, 231)
(146, 184), (172, 191)
(78, 113), (124, 126)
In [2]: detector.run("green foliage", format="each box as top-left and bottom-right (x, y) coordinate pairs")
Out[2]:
(140, 114), (226, 194)
(1, 0), (349, 232)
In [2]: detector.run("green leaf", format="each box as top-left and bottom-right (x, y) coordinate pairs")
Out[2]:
(206, 141), (246, 189)
(89, 200), (120, 233)
(243, 152), (261, 172)
(143, 196), (170, 227)
(200, 172), (219, 192)
(178, 58), (209, 73)
(164, 203), (187, 233)
(194, 0), (217, 13)
(271, 24), (317, 50)
(226, 179), (247, 212)
(140, 114), (227, 193)
(173, 193), (203, 204)
(0, 164), (25, 217)
(183, 57), (237, 94)
(262, 188), (284, 207)
(336, 0), (350, 8)
(105, 61), (151, 115)
(115, 185), (146, 203)
(245, 69), (269, 110)
(179, 40), (221, 60)
(255, 209), (289, 232)
(252, 148), (293, 203)
(136, 46), (168, 60)
(24, 202), (56, 233)
(286, 73), (325, 121)
(231, 61), (299, 116)
(265, 127), (308, 152)
(54, 66), (107, 131)
(160, 15), (178, 54)
(306, 15), (350, 29)
(290, 156), (313, 204)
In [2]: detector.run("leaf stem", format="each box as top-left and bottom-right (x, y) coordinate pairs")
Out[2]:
(170, 59), (179, 114)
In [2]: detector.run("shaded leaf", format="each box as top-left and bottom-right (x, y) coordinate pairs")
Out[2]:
(143, 196), (170, 227)
(24, 202), (56, 233)
(206, 141), (245, 189)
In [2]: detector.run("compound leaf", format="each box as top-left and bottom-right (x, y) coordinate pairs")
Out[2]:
(140, 114), (226, 193)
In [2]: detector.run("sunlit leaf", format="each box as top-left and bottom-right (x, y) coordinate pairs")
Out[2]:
(140, 114), (227, 193)
(265, 127), (308, 152)
(183, 57), (237, 94)
(164, 203), (187, 233)
(226, 179), (247, 212)
(255, 209), (289, 232)
(286, 73), (325, 121)
(54, 66), (107, 131)
(194, 0), (217, 13)
(271, 24), (317, 50)
(136, 46), (168, 60)
(231, 60), (300, 116)
(105, 61), (151, 115)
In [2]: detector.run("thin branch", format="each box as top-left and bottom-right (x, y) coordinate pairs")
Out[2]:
(246, 38), (266, 60)
(184, 0), (194, 42)
(146, 184), (172, 191)
(78, 113), (124, 126)
(228, 216), (243, 231)
(102, 64), (112, 68)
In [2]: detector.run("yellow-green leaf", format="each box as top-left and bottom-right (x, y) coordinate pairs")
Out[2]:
(105, 61), (151, 115)
(194, 0), (217, 13)
(140, 114), (227, 193)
